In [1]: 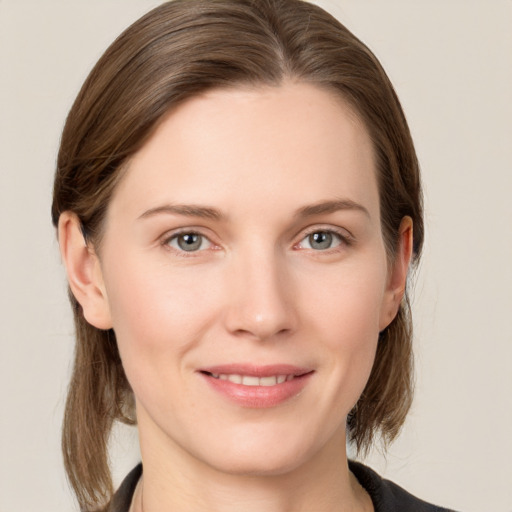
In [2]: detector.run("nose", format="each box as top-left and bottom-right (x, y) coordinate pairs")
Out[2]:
(223, 248), (298, 341)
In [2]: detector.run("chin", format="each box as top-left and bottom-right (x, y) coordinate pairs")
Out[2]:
(194, 428), (323, 478)
(207, 451), (308, 478)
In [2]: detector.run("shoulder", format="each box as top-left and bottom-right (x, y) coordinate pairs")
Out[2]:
(349, 460), (459, 512)
(108, 463), (142, 512)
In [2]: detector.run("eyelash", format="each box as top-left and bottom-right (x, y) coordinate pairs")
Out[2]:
(295, 226), (354, 252)
(162, 229), (217, 257)
(161, 226), (353, 257)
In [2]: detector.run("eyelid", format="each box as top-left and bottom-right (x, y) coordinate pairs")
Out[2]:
(157, 224), (354, 255)
(293, 225), (355, 250)
(160, 227), (219, 256)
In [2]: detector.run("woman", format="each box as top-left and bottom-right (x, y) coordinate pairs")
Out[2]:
(52, 0), (455, 511)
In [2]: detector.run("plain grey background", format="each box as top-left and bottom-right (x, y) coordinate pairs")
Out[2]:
(1, 1), (511, 511)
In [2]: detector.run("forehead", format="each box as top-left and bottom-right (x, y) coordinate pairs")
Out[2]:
(108, 81), (379, 224)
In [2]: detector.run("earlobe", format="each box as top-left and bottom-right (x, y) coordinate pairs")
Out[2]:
(58, 212), (113, 330)
(379, 216), (414, 331)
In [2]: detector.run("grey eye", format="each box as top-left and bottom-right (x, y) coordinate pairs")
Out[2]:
(301, 231), (342, 251)
(309, 232), (332, 250)
(169, 233), (209, 252)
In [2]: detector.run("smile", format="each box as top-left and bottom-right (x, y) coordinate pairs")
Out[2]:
(208, 373), (294, 386)
(199, 365), (314, 408)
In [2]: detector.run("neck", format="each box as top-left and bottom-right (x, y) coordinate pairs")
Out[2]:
(134, 419), (372, 512)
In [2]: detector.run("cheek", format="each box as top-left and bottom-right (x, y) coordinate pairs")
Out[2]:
(103, 257), (223, 368)
(301, 257), (388, 341)
(102, 260), (226, 424)
(298, 259), (387, 402)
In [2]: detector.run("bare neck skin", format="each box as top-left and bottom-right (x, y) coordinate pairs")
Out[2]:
(132, 415), (373, 512)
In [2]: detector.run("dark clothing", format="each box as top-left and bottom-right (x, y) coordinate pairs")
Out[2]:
(348, 461), (457, 512)
(109, 464), (141, 512)
(109, 461), (457, 511)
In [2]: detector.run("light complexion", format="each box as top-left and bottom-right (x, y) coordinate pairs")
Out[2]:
(59, 82), (412, 512)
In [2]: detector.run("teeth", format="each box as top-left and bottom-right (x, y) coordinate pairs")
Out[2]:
(242, 375), (260, 386)
(259, 376), (277, 386)
(211, 373), (293, 386)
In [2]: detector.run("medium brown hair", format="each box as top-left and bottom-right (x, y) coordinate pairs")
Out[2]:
(52, 0), (423, 510)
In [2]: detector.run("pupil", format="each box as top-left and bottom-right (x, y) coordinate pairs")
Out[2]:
(178, 233), (201, 251)
(310, 232), (332, 250)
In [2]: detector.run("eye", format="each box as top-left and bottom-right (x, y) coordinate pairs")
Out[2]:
(166, 232), (212, 252)
(298, 230), (344, 251)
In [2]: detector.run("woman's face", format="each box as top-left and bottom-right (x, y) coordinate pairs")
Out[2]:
(88, 82), (408, 475)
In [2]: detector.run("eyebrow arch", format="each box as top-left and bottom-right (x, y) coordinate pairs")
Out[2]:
(294, 199), (370, 219)
(138, 204), (224, 221)
(138, 199), (369, 222)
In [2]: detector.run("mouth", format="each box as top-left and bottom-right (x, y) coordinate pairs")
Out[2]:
(198, 365), (314, 408)
(202, 372), (302, 386)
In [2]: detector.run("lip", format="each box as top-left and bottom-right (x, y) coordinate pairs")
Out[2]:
(198, 364), (314, 408)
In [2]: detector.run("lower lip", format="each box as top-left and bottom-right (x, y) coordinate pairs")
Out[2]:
(200, 372), (313, 408)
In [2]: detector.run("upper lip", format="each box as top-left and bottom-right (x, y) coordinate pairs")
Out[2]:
(198, 364), (312, 377)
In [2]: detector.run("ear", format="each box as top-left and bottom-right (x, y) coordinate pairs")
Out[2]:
(379, 216), (414, 331)
(58, 212), (113, 330)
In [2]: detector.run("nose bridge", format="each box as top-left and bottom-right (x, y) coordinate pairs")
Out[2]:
(224, 241), (297, 340)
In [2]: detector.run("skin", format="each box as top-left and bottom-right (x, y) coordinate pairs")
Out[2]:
(59, 82), (412, 512)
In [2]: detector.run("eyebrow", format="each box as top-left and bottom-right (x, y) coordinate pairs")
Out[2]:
(138, 204), (224, 221)
(294, 199), (370, 219)
(138, 198), (370, 222)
